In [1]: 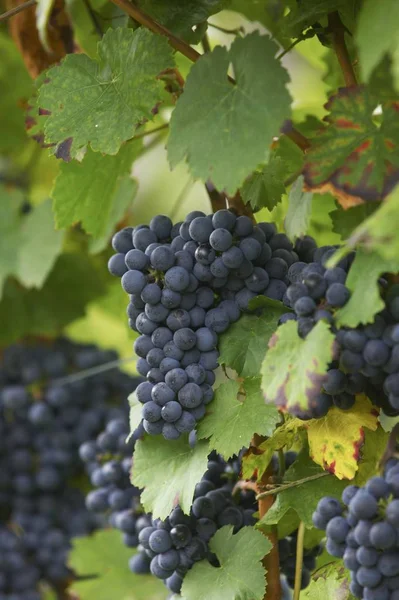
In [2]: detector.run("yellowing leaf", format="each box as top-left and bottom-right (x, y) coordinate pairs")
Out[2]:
(307, 395), (379, 480)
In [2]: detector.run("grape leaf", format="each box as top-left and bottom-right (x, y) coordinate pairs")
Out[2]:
(303, 88), (399, 205)
(0, 253), (107, 346)
(89, 176), (138, 254)
(259, 452), (346, 528)
(335, 249), (399, 327)
(0, 186), (64, 299)
(354, 426), (389, 486)
(51, 142), (140, 237)
(218, 304), (286, 378)
(241, 156), (286, 212)
(302, 563), (352, 600)
(242, 418), (303, 481)
(69, 530), (167, 600)
(168, 32), (291, 194)
(36, 0), (56, 52)
(181, 526), (271, 600)
(284, 175), (313, 241)
(356, 0), (399, 81)
(282, 0), (360, 37)
(37, 28), (174, 159)
(132, 436), (210, 519)
(330, 203), (379, 238)
(128, 391), (143, 442)
(261, 320), (335, 413)
(197, 378), (280, 460)
(136, 1), (229, 43)
(307, 396), (379, 480)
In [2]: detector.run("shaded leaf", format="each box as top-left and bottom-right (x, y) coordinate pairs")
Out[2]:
(197, 378), (280, 460)
(335, 249), (399, 327)
(354, 426), (389, 486)
(0, 186), (64, 299)
(38, 28), (174, 159)
(182, 526), (270, 600)
(51, 142), (140, 237)
(261, 320), (335, 414)
(168, 32), (291, 194)
(302, 563), (352, 600)
(69, 530), (167, 600)
(219, 303), (286, 378)
(330, 203), (379, 238)
(132, 436), (210, 519)
(282, 0), (360, 38)
(241, 156), (286, 211)
(303, 88), (399, 205)
(307, 396), (379, 480)
(0, 253), (107, 346)
(136, 0), (229, 43)
(285, 175), (313, 240)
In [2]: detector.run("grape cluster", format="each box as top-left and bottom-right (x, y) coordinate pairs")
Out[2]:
(129, 453), (257, 594)
(313, 460), (399, 600)
(79, 418), (144, 547)
(279, 532), (322, 590)
(0, 339), (141, 598)
(109, 210), (307, 439)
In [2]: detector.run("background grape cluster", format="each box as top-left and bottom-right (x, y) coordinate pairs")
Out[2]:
(0, 339), (140, 599)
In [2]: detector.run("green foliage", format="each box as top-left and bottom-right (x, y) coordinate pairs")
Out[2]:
(182, 526), (271, 600)
(261, 320), (335, 413)
(132, 436), (210, 519)
(218, 303), (287, 378)
(36, 28), (174, 158)
(69, 530), (167, 600)
(168, 32), (292, 194)
(301, 563), (352, 600)
(285, 175), (313, 240)
(51, 142), (140, 237)
(0, 186), (64, 298)
(197, 378), (280, 459)
(303, 88), (399, 202)
(330, 203), (379, 238)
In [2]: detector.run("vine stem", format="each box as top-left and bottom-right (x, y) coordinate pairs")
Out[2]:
(328, 11), (357, 87)
(293, 522), (305, 600)
(109, 0), (201, 62)
(133, 122), (169, 140)
(256, 471), (329, 500)
(258, 467), (282, 600)
(82, 0), (103, 37)
(50, 357), (135, 386)
(0, 0), (36, 22)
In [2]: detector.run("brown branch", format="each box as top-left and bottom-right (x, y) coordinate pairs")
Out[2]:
(227, 190), (255, 221)
(0, 0), (35, 22)
(109, 0), (201, 63)
(205, 181), (226, 213)
(328, 11), (357, 87)
(281, 120), (311, 152)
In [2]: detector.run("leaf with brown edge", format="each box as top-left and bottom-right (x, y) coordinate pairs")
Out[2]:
(303, 87), (399, 207)
(260, 320), (335, 416)
(306, 395), (379, 480)
(7, 0), (75, 79)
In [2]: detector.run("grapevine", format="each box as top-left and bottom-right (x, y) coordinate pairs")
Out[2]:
(1, 1), (399, 600)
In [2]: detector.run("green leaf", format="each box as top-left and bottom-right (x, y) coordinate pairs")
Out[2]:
(302, 563), (352, 600)
(285, 175), (313, 240)
(283, 0), (360, 37)
(330, 203), (380, 238)
(38, 28), (174, 159)
(356, 0), (399, 81)
(136, 0), (229, 43)
(168, 32), (291, 194)
(182, 526), (271, 600)
(132, 436), (210, 519)
(51, 142), (140, 237)
(333, 185), (399, 262)
(303, 88), (399, 203)
(89, 176), (138, 254)
(0, 253), (107, 346)
(261, 320), (335, 414)
(218, 304), (287, 378)
(36, 0), (56, 52)
(335, 249), (399, 327)
(260, 451), (346, 528)
(0, 186), (64, 299)
(197, 378), (280, 460)
(128, 391), (143, 442)
(69, 530), (167, 600)
(354, 426), (390, 486)
(241, 157), (286, 211)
